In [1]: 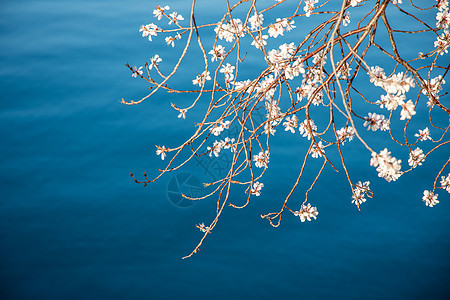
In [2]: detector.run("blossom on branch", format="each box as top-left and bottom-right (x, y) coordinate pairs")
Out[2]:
(139, 23), (159, 41)
(131, 66), (143, 78)
(415, 128), (432, 142)
(251, 182), (264, 196)
(208, 45), (226, 62)
(351, 181), (371, 206)
(294, 203), (319, 222)
(408, 148), (425, 168)
(153, 5), (170, 20)
(156, 145), (168, 160)
(168, 12), (184, 25)
(149, 54), (162, 70)
(370, 148), (402, 182)
(253, 150), (270, 168)
(441, 173), (450, 193)
(422, 190), (439, 207)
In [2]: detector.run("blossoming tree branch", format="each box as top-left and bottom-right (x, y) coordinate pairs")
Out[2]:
(123, 0), (450, 258)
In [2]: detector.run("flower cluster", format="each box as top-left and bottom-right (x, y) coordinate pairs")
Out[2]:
(283, 115), (298, 133)
(370, 148), (402, 182)
(220, 63), (235, 84)
(140, 6), (185, 46)
(293, 203), (319, 222)
(336, 126), (355, 145)
(207, 137), (236, 157)
(310, 141), (325, 158)
(408, 148), (425, 168)
(422, 190), (439, 207)
(253, 150), (270, 168)
(192, 71), (211, 87)
(436, 0), (449, 29)
(351, 181), (371, 206)
(251, 182), (264, 196)
(215, 18), (245, 43)
(441, 173), (450, 193)
(434, 30), (450, 55)
(422, 76), (446, 106)
(208, 45), (226, 62)
(363, 113), (389, 131)
(369, 66), (416, 120)
(298, 119), (317, 140)
(267, 18), (296, 38)
(139, 23), (160, 41)
(210, 120), (231, 136)
(415, 127), (432, 142)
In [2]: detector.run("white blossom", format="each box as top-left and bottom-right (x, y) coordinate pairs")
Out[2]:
(336, 126), (355, 145)
(264, 123), (276, 136)
(281, 18), (296, 31)
(363, 113), (389, 131)
(351, 181), (371, 206)
(192, 71), (211, 87)
(376, 93), (405, 111)
(165, 36), (177, 47)
(208, 45), (226, 62)
(436, 9), (450, 29)
(299, 119), (317, 140)
(234, 79), (252, 92)
(368, 66), (386, 87)
(440, 173), (450, 193)
(223, 137), (236, 152)
(215, 19), (245, 43)
(168, 11), (184, 25)
(220, 63), (235, 83)
(422, 190), (439, 207)
(156, 145), (168, 160)
(283, 115), (298, 133)
(415, 127), (432, 141)
(177, 109), (186, 119)
(251, 34), (268, 49)
(399, 99), (416, 120)
(294, 203), (319, 222)
(207, 140), (224, 157)
(253, 150), (270, 168)
(251, 182), (264, 196)
(131, 66), (143, 78)
(139, 23), (159, 41)
(310, 141), (325, 158)
(342, 11), (351, 26)
(336, 62), (352, 80)
(422, 75), (446, 104)
(149, 54), (162, 70)
(434, 30), (450, 55)
(304, 0), (319, 18)
(210, 120), (230, 136)
(370, 148), (402, 182)
(408, 147), (425, 168)
(268, 21), (284, 38)
(437, 0), (449, 12)
(153, 5), (170, 20)
(256, 74), (277, 100)
(248, 13), (264, 31)
(264, 100), (282, 125)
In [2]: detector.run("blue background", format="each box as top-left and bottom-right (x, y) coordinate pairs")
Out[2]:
(0, 0), (449, 299)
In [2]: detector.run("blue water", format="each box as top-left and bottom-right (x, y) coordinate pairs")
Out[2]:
(0, 0), (449, 299)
